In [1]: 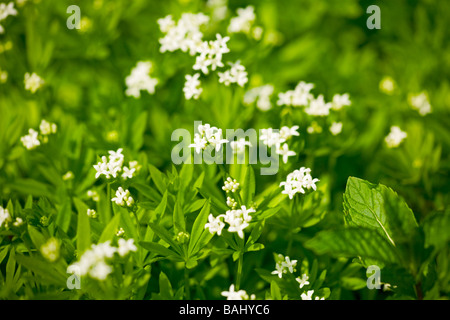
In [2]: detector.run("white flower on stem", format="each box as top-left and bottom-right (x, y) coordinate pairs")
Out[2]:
(12, 217), (23, 227)
(89, 261), (112, 281)
(379, 76), (396, 95)
(189, 123), (228, 153)
(271, 254), (297, 278)
(331, 93), (351, 110)
(62, 171), (74, 181)
(0, 2), (17, 34)
(305, 94), (332, 116)
(87, 209), (97, 218)
(244, 84), (274, 111)
(280, 167), (319, 199)
(189, 134), (208, 153)
(205, 214), (226, 236)
(260, 128), (286, 148)
(125, 61), (158, 98)
(301, 290), (315, 300)
(226, 197), (237, 208)
(222, 177), (239, 193)
(40, 238), (60, 262)
(0, 206), (11, 228)
(87, 190), (100, 202)
(117, 238), (137, 257)
(121, 166), (136, 180)
(296, 274), (310, 289)
(230, 138), (252, 154)
(385, 126), (407, 148)
(111, 187), (134, 207)
(24, 72), (44, 93)
(408, 91), (432, 116)
(227, 6), (255, 34)
(20, 128), (41, 150)
(329, 122), (343, 135)
(218, 61), (248, 87)
(276, 143), (296, 164)
(39, 119), (57, 135)
(223, 206), (254, 239)
(157, 15), (175, 33)
(93, 148), (130, 180)
(277, 81), (314, 107)
(280, 125), (300, 141)
(183, 73), (203, 100)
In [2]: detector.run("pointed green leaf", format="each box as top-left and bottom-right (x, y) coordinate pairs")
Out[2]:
(73, 198), (91, 254)
(188, 201), (211, 256)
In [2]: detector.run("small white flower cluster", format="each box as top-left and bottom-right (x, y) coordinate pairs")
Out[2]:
(206, 0), (228, 21)
(93, 148), (139, 180)
(296, 273), (310, 289)
(243, 84), (274, 111)
(260, 126), (299, 164)
(277, 81), (351, 117)
(111, 187), (134, 207)
(24, 72), (44, 93)
(218, 60), (248, 87)
(158, 13), (210, 55)
(222, 177), (240, 193)
(205, 205), (255, 239)
(271, 253), (298, 278)
(87, 190), (100, 202)
(20, 119), (57, 150)
(189, 123), (228, 153)
(0, 2), (17, 34)
(329, 121), (343, 136)
(193, 33), (230, 75)
(183, 73), (203, 100)
(385, 126), (407, 148)
(125, 61), (158, 98)
(379, 76), (396, 95)
(221, 284), (255, 300)
(227, 6), (255, 34)
(301, 289), (325, 300)
(230, 138), (252, 155)
(87, 209), (97, 219)
(0, 206), (11, 228)
(68, 239), (137, 281)
(279, 167), (319, 200)
(40, 238), (60, 262)
(408, 91), (432, 116)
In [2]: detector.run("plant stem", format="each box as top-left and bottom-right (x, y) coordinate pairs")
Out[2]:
(185, 266), (191, 300)
(236, 252), (244, 290)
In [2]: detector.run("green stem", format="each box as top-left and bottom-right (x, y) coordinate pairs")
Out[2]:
(236, 252), (244, 290)
(184, 267), (191, 300)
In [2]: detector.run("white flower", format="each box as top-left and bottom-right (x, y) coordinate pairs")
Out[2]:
(218, 60), (248, 87)
(87, 209), (97, 218)
(116, 227), (125, 237)
(221, 284), (255, 300)
(230, 138), (252, 154)
(408, 91), (432, 115)
(125, 61), (158, 98)
(158, 12), (210, 55)
(226, 197), (237, 208)
(20, 128), (41, 150)
(0, 2), (17, 34)
(24, 72), (44, 93)
(331, 93), (351, 110)
(87, 190), (100, 202)
(301, 290), (315, 300)
(189, 123), (228, 153)
(385, 126), (407, 148)
(379, 76), (396, 95)
(62, 171), (74, 181)
(223, 206), (254, 239)
(276, 143), (296, 164)
(12, 217), (23, 227)
(93, 148), (129, 180)
(222, 177), (240, 193)
(280, 167), (319, 199)
(40, 238), (60, 262)
(39, 119), (57, 135)
(329, 122), (343, 135)
(280, 125), (300, 140)
(111, 187), (134, 207)
(205, 214), (225, 236)
(0, 206), (11, 228)
(260, 128), (286, 148)
(244, 84), (274, 111)
(271, 254), (297, 278)
(277, 81), (314, 107)
(121, 166), (136, 180)
(227, 6), (255, 34)
(305, 95), (331, 116)
(117, 238), (137, 257)
(89, 261), (112, 281)
(183, 73), (203, 100)
(296, 274), (310, 289)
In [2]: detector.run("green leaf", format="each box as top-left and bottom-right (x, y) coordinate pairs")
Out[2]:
(304, 227), (401, 265)
(27, 225), (46, 249)
(188, 201), (211, 256)
(148, 223), (182, 256)
(131, 111), (148, 151)
(422, 209), (450, 250)
(55, 198), (72, 233)
(241, 165), (255, 206)
(15, 253), (67, 286)
(343, 177), (418, 247)
(173, 200), (185, 233)
(158, 271), (174, 299)
(139, 241), (180, 259)
(179, 163), (194, 192)
(98, 213), (120, 243)
(270, 281), (282, 300)
(245, 220), (265, 249)
(73, 198), (91, 254)
(149, 164), (167, 195)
